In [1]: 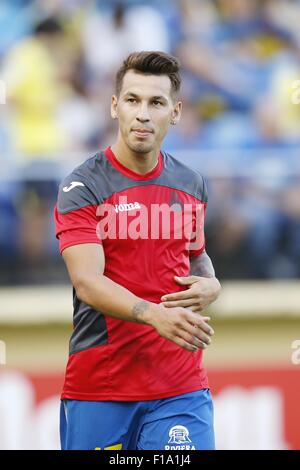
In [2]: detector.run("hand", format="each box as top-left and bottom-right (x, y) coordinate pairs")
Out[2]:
(160, 276), (221, 314)
(149, 303), (214, 352)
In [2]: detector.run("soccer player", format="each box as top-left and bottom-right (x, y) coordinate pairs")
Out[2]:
(54, 51), (221, 450)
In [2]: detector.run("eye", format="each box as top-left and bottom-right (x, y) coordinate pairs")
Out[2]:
(127, 98), (137, 103)
(153, 100), (163, 106)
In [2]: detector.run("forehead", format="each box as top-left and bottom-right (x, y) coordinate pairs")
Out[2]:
(120, 70), (172, 99)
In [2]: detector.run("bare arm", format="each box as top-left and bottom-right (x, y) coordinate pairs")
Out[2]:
(161, 251), (221, 313)
(63, 243), (151, 324)
(189, 250), (216, 278)
(62, 243), (214, 351)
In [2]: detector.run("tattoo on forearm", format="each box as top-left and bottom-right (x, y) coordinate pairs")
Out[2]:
(132, 300), (150, 323)
(190, 251), (215, 277)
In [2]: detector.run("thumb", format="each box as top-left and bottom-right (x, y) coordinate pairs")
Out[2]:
(174, 275), (198, 285)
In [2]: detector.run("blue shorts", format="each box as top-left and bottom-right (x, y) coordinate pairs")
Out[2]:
(60, 389), (215, 450)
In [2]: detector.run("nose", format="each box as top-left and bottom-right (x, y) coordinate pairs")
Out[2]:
(136, 102), (150, 123)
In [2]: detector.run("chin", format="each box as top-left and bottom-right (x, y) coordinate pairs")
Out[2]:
(129, 141), (154, 154)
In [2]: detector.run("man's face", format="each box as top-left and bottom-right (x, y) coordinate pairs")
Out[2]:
(111, 70), (182, 154)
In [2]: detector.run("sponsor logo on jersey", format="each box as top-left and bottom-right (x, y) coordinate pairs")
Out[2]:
(63, 181), (85, 192)
(114, 202), (141, 213)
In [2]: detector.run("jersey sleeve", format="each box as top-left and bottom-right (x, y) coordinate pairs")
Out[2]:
(189, 174), (208, 257)
(54, 174), (101, 254)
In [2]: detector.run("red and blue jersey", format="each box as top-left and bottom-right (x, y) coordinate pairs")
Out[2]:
(54, 147), (209, 401)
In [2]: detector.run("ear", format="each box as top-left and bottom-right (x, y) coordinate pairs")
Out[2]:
(111, 95), (118, 120)
(170, 100), (182, 125)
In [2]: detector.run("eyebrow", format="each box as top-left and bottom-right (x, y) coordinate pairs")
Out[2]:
(124, 92), (168, 102)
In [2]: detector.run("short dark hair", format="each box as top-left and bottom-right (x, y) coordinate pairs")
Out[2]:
(115, 51), (181, 100)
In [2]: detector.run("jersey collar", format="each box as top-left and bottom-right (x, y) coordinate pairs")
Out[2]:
(103, 146), (164, 181)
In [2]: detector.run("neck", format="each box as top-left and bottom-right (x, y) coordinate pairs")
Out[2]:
(111, 138), (160, 175)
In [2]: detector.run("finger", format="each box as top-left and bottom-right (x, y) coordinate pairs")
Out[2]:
(195, 332), (212, 346)
(186, 298), (207, 313)
(180, 323), (212, 346)
(171, 336), (199, 352)
(174, 336), (199, 352)
(188, 305), (202, 313)
(175, 329), (210, 349)
(162, 298), (199, 308)
(161, 290), (194, 302)
(174, 276), (199, 285)
(197, 321), (214, 336)
(188, 306), (210, 317)
(186, 302), (211, 321)
(186, 314), (214, 336)
(194, 338), (210, 349)
(201, 316), (211, 322)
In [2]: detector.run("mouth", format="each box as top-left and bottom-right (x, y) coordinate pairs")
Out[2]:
(131, 129), (154, 138)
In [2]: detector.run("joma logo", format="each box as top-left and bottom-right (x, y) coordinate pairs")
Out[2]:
(114, 202), (141, 213)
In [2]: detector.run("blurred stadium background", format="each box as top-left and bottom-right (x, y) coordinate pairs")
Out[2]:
(0, 0), (300, 450)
